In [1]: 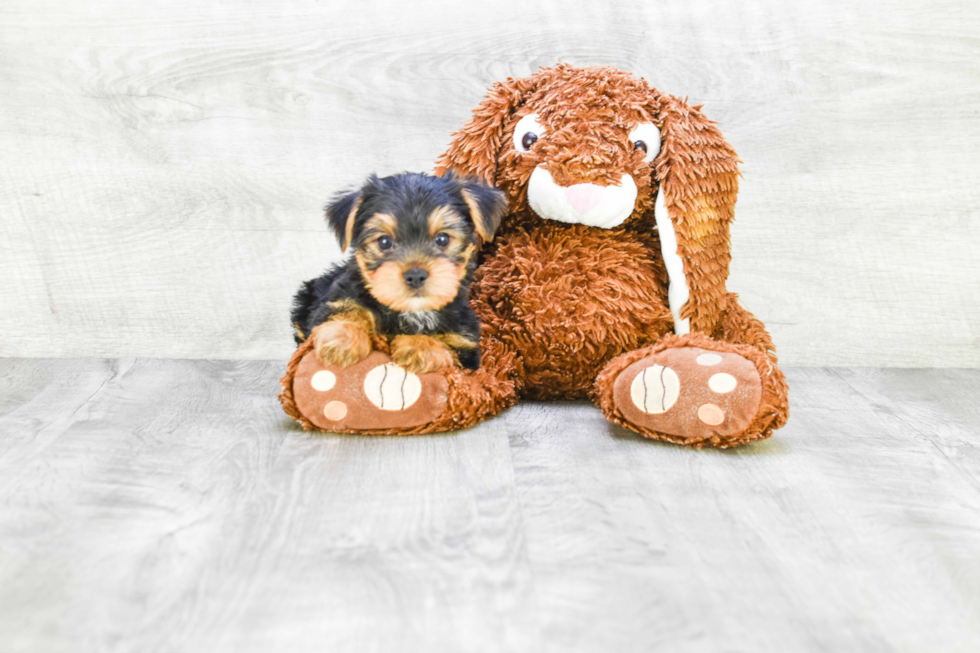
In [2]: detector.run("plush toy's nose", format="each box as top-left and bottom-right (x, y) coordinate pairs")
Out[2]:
(403, 267), (429, 289)
(565, 184), (605, 214)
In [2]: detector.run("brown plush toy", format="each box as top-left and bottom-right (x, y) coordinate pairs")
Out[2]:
(281, 64), (789, 448)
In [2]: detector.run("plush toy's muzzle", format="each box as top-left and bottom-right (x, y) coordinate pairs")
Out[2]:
(509, 107), (662, 231)
(527, 169), (638, 229)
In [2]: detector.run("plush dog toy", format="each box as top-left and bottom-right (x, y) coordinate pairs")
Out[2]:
(281, 63), (789, 447)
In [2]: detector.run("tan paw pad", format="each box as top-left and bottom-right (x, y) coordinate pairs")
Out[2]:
(310, 370), (336, 391)
(363, 363), (422, 411)
(697, 403), (725, 425)
(707, 372), (737, 394)
(323, 400), (348, 421)
(696, 352), (723, 366)
(629, 364), (680, 414)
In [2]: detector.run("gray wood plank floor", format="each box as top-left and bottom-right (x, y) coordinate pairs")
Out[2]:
(1, 359), (978, 652)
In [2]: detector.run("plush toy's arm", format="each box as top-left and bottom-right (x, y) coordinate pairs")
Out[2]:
(715, 293), (779, 363)
(715, 295), (788, 434)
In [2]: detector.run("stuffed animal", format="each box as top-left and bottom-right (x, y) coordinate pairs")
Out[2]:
(281, 64), (789, 448)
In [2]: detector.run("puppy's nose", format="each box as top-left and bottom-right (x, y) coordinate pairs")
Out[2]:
(403, 267), (429, 289)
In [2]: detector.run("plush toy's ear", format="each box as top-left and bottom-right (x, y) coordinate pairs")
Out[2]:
(435, 73), (542, 184)
(652, 93), (741, 336)
(458, 178), (507, 242)
(324, 188), (363, 251)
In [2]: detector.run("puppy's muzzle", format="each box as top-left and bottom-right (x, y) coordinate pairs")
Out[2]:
(527, 167), (638, 229)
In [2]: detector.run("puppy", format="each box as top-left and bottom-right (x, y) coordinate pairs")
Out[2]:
(291, 172), (507, 373)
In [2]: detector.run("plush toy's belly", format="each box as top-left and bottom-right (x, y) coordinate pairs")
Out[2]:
(471, 224), (674, 400)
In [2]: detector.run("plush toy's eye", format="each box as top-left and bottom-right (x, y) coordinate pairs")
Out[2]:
(377, 236), (394, 250)
(628, 123), (662, 163)
(513, 113), (545, 153)
(434, 233), (450, 248)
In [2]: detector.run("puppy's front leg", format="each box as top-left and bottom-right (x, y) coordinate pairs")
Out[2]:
(390, 335), (456, 374)
(311, 305), (375, 367)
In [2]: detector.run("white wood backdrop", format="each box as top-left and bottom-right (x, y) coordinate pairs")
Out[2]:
(1, 0), (978, 365)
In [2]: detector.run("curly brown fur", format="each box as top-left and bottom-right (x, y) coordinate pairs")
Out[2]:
(436, 64), (742, 330)
(433, 63), (789, 445)
(471, 223), (672, 399)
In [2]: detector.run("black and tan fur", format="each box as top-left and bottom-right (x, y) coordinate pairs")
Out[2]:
(291, 172), (506, 373)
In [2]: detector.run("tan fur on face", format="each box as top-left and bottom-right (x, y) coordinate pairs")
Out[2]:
(350, 213), (399, 270)
(357, 254), (462, 312)
(311, 300), (376, 366)
(424, 257), (463, 303)
(428, 205), (465, 237)
(366, 212), (397, 233)
(363, 213), (398, 247)
(456, 243), (476, 280)
(390, 335), (456, 373)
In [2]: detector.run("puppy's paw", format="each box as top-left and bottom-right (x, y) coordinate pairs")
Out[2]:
(390, 335), (456, 374)
(312, 320), (372, 367)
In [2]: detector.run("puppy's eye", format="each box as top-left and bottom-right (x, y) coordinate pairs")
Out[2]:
(434, 233), (450, 248)
(513, 113), (545, 153)
(628, 123), (662, 163)
(376, 236), (394, 250)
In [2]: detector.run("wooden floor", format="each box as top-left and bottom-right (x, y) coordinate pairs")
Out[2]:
(1, 359), (978, 652)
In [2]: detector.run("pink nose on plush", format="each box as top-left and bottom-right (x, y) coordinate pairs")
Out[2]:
(565, 183), (604, 214)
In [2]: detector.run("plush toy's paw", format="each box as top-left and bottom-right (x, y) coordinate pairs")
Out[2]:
(612, 346), (762, 440)
(312, 320), (372, 367)
(389, 335), (456, 374)
(290, 350), (449, 432)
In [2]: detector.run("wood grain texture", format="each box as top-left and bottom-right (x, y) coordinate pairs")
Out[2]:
(1, 0), (978, 365)
(1, 358), (979, 652)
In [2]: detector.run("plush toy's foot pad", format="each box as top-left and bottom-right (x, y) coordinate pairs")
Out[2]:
(291, 350), (449, 432)
(612, 347), (762, 439)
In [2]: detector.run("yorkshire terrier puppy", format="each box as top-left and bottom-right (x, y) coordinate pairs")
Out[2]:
(291, 172), (507, 373)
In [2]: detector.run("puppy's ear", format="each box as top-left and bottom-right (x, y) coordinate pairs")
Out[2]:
(460, 179), (508, 243)
(324, 189), (362, 251)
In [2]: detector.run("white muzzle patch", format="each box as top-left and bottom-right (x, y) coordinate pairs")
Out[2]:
(527, 167), (638, 229)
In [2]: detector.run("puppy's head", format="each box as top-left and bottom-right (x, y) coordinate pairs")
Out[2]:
(326, 172), (506, 313)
